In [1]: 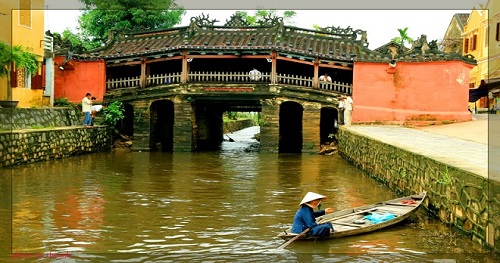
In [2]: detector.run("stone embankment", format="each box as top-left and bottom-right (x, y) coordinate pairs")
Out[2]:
(0, 107), (111, 168)
(337, 119), (499, 254)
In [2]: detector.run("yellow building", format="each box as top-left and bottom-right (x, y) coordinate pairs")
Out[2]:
(0, 0), (45, 107)
(487, 0), (500, 111)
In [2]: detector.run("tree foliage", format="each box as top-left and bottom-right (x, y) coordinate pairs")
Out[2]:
(77, 0), (185, 49)
(233, 10), (296, 25)
(391, 27), (414, 47)
(0, 41), (39, 78)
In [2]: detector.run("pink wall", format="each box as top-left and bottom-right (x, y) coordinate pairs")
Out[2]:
(54, 56), (106, 103)
(352, 61), (474, 125)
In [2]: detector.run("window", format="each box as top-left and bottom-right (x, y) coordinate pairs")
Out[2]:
(464, 38), (469, 53)
(19, 0), (31, 27)
(471, 34), (477, 51)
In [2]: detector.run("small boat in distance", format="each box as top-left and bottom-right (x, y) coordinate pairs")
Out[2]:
(277, 191), (427, 241)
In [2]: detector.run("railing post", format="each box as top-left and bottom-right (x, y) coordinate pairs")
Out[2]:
(313, 57), (319, 89)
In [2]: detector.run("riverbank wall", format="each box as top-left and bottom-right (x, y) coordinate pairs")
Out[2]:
(337, 127), (500, 253)
(0, 108), (112, 168)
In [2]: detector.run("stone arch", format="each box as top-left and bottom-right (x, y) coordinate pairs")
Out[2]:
(279, 101), (303, 153)
(150, 100), (175, 151)
(320, 107), (339, 145)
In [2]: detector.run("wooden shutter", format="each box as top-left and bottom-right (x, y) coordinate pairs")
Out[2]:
(463, 38), (469, 53)
(10, 70), (18, 87)
(471, 35), (477, 50)
(31, 75), (43, 89)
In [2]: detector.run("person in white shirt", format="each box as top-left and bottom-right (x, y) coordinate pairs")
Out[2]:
(82, 93), (93, 127)
(338, 97), (345, 125)
(249, 68), (262, 81)
(343, 95), (354, 126)
(91, 97), (104, 126)
(319, 73), (332, 82)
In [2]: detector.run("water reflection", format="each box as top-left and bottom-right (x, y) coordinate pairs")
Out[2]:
(3, 127), (496, 262)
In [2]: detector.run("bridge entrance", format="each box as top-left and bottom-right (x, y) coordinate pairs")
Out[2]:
(150, 100), (175, 151)
(192, 99), (262, 151)
(279, 102), (303, 153)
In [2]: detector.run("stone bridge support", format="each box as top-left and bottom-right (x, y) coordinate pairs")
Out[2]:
(173, 100), (193, 151)
(302, 104), (321, 153)
(130, 102), (151, 151)
(260, 99), (279, 153)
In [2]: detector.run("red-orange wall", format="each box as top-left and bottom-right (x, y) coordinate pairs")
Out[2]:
(54, 56), (106, 103)
(352, 61), (474, 124)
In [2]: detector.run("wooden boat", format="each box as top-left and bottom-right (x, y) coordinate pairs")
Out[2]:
(277, 191), (426, 240)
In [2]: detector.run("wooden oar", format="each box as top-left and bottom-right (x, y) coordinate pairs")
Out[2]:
(276, 228), (310, 250)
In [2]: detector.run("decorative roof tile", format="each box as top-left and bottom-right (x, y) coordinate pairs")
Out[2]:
(75, 14), (476, 65)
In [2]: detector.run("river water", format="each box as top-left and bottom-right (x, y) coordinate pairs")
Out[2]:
(1, 126), (496, 262)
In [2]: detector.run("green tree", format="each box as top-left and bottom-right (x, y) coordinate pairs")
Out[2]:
(78, 0), (185, 49)
(391, 27), (414, 47)
(233, 10), (296, 25)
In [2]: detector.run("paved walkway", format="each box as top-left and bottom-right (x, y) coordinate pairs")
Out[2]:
(344, 114), (499, 182)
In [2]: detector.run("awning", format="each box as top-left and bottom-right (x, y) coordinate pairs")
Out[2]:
(468, 78), (500, 102)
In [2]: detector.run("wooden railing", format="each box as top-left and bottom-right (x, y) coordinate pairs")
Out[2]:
(319, 81), (352, 94)
(276, 73), (313, 88)
(106, 76), (141, 90)
(106, 71), (352, 94)
(147, 72), (182, 86)
(188, 71), (270, 83)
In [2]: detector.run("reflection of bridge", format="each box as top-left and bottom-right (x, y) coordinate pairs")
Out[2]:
(74, 14), (474, 152)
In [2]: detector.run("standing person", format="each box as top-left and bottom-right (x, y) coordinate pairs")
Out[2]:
(344, 95), (353, 126)
(90, 97), (104, 126)
(338, 96), (345, 125)
(319, 73), (332, 82)
(291, 192), (334, 238)
(82, 93), (93, 128)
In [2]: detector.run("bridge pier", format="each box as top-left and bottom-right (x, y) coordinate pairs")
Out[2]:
(303, 105), (321, 153)
(260, 99), (279, 153)
(131, 105), (151, 151)
(173, 100), (194, 151)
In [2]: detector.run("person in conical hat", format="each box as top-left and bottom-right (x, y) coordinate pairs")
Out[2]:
(291, 192), (334, 237)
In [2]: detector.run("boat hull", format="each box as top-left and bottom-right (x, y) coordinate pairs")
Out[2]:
(277, 192), (426, 240)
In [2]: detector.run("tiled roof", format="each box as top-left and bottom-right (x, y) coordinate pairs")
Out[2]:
(75, 14), (476, 65)
(455, 13), (470, 29)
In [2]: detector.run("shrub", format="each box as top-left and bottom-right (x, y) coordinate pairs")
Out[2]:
(102, 101), (125, 126)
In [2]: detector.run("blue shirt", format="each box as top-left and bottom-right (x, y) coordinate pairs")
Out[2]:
(291, 205), (326, 234)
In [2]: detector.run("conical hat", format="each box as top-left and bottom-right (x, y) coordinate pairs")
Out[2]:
(299, 192), (327, 205)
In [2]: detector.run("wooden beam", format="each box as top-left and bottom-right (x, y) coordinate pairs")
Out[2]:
(271, 51), (277, 84)
(313, 57), (319, 89)
(107, 60), (142, 67)
(140, 57), (146, 88)
(319, 63), (353, 71)
(145, 55), (183, 64)
(276, 56), (315, 66)
(181, 51), (187, 84)
(188, 54), (239, 59)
